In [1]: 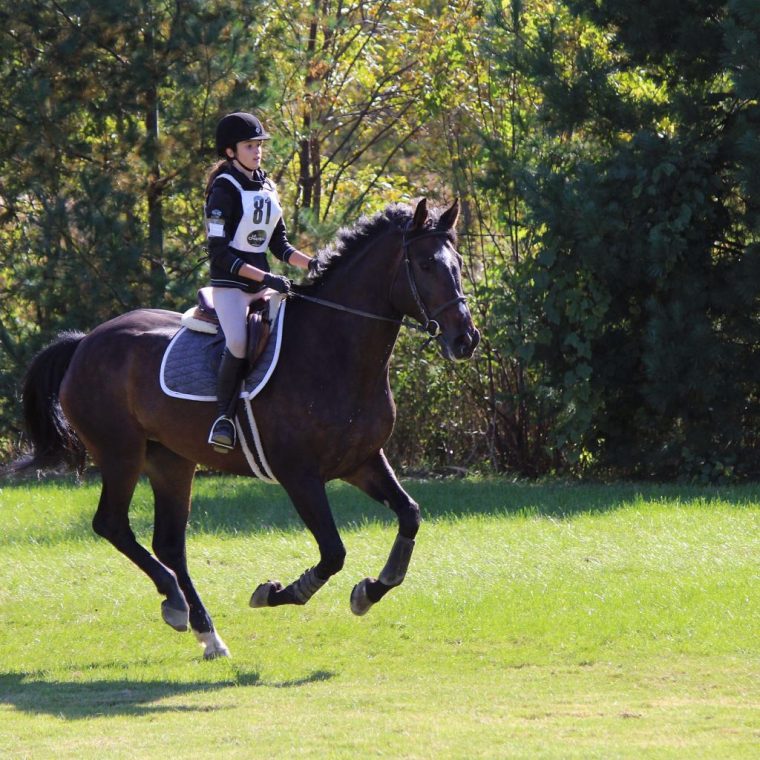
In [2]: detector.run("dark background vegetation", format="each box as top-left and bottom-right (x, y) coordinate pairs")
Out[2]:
(1, 0), (758, 481)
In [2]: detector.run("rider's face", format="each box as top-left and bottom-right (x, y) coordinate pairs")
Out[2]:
(229, 139), (263, 170)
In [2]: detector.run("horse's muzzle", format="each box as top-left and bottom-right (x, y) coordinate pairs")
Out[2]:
(440, 325), (480, 361)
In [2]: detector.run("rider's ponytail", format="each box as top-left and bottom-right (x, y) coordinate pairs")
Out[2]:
(204, 160), (229, 198)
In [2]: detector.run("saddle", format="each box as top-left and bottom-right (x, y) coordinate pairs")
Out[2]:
(181, 287), (272, 368)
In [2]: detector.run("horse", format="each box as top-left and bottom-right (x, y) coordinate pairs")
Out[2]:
(17, 198), (480, 659)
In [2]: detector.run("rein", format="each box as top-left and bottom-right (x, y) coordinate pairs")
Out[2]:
(288, 292), (427, 333)
(287, 228), (467, 342)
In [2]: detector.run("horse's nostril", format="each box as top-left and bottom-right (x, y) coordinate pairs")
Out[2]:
(451, 329), (479, 359)
(459, 328), (480, 357)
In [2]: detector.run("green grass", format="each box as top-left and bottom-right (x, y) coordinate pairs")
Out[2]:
(0, 476), (758, 758)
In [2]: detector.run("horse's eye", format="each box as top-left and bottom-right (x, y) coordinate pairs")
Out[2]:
(419, 256), (434, 272)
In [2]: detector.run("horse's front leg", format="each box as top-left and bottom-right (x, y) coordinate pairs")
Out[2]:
(250, 476), (346, 608)
(343, 450), (420, 615)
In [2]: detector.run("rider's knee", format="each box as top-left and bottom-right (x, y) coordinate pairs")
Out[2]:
(224, 335), (247, 358)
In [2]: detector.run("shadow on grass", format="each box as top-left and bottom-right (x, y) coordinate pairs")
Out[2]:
(0, 669), (335, 719)
(186, 477), (760, 534)
(3, 473), (759, 545)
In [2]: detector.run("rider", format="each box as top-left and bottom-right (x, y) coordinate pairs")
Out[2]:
(205, 111), (317, 452)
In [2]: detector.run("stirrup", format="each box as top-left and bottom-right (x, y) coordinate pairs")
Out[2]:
(208, 415), (237, 453)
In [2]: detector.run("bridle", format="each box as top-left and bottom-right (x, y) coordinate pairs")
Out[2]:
(399, 227), (467, 337)
(288, 226), (468, 342)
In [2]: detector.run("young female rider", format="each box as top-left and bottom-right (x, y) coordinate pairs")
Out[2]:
(205, 112), (317, 452)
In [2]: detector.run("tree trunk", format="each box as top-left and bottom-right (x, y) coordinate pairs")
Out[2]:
(143, 25), (165, 301)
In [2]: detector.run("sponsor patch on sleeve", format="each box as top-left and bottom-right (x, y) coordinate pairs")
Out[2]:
(207, 210), (225, 238)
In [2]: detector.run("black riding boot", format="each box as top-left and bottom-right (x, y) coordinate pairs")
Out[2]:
(208, 349), (247, 453)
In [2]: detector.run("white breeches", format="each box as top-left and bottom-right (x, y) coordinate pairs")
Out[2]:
(212, 287), (267, 358)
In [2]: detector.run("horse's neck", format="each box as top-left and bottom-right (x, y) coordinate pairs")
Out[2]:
(290, 239), (403, 382)
(316, 236), (401, 319)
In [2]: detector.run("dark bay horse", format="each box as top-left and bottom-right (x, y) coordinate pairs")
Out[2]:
(19, 198), (479, 658)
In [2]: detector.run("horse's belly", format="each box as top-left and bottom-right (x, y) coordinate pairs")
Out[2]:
(262, 399), (395, 480)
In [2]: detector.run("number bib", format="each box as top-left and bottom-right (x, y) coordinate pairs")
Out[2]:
(214, 173), (283, 253)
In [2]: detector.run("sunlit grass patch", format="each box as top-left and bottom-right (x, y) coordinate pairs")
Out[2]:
(0, 477), (758, 758)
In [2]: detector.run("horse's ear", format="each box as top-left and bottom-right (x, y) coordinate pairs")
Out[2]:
(438, 198), (460, 231)
(412, 198), (429, 230)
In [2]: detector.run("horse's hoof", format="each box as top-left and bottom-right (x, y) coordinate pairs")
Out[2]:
(195, 630), (231, 660)
(250, 580), (281, 608)
(204, 645), (230, 660)
(350, 578), (374, 616)
(161, 600), (189, 631)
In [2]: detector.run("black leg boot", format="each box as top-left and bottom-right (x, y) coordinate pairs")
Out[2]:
(208, 349), (247, 453)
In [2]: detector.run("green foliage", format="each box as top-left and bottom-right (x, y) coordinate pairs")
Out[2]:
(387, 331), (485, 473)
(2, 0), (759, 479)
(483, 0), (760, 478)
(0, 0), (268, 452)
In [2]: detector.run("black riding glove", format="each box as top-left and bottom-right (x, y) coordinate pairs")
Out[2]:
(262, 273), (291, 294)
(308, 257), (321, 276)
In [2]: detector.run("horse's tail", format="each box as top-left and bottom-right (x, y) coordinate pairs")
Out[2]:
(14, 331), (87, 474)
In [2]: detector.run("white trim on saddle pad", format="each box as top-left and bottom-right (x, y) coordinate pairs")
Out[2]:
(159, 328), (216, 402)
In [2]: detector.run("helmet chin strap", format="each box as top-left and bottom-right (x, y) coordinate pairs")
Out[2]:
(231, 156), (257, 178)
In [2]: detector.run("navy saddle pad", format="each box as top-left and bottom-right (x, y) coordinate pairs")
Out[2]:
(160, 305), (284, 401)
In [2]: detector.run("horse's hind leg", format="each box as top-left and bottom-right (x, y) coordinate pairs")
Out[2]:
(144, 443), (229, 659)
(91, 442), (190, 632)
(343, 450), (420, 616)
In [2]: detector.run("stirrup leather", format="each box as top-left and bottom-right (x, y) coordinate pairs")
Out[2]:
(208, 415), (237, 452)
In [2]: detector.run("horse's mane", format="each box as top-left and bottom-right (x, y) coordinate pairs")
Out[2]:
(302, 203), (456, 286)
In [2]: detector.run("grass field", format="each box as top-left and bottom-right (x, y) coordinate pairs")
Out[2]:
(0, 476), (758, 758)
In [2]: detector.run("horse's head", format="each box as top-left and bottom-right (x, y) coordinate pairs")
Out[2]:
(392, 199), (480, 361)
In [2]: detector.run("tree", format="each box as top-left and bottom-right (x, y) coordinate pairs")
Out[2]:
(0, 0), (497, 470)
(0, 0), (267, 452)
(259, 0), (481, 235)
(489, 0), (760, 478)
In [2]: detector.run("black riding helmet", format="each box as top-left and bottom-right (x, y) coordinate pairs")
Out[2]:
(215, 112), (271, 157)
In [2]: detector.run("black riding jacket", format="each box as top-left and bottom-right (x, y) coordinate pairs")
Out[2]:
(205, 163), (296, 292)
